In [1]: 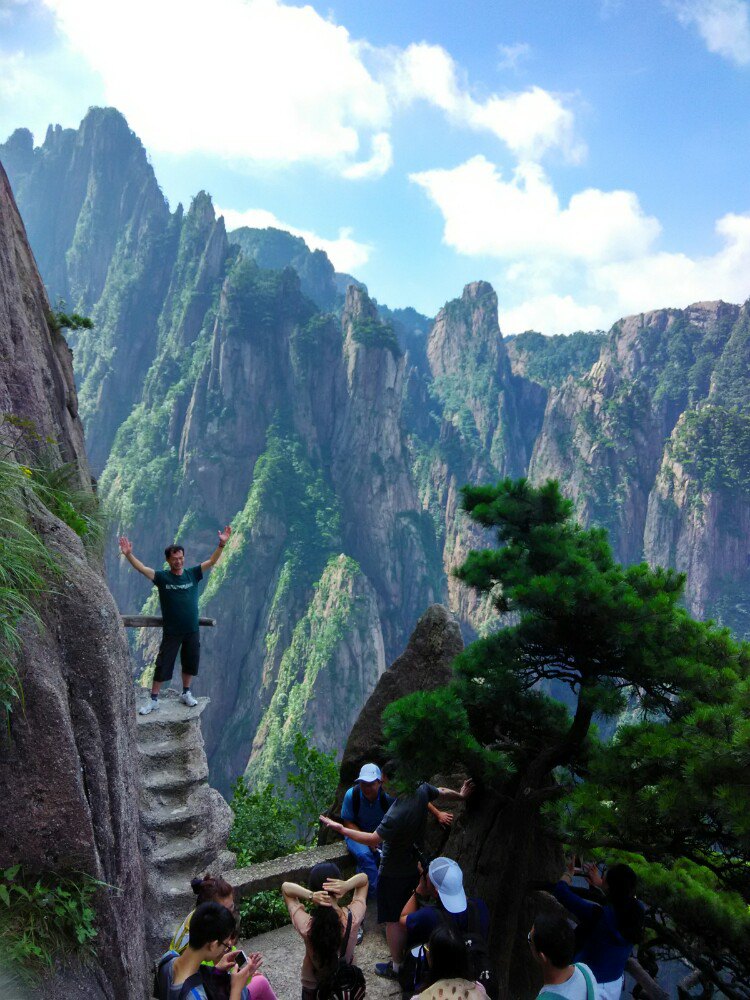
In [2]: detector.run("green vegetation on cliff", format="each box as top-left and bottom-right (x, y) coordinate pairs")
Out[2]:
(247, 554), (366, 788)
(383, 478), (750, 993)
(668, 405), (750, 496)
(508, 330), (605, 387)
(351, 316), (401, 358)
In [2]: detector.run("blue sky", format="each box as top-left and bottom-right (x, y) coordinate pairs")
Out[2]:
(2, 0), (750, 333)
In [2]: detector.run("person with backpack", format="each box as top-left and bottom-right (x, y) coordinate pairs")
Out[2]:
(154, 901), (257, 1000)
(340, 763), (395, 900)
(528, 913), (597, 1000)
(320, 765), (474, 983)
(282, 862), (368, 1000)
(552, 862), (645, 1000)
(412, 922), (488, 1000)
(400, 857), (490, 947)
(400, 858), (495, 999)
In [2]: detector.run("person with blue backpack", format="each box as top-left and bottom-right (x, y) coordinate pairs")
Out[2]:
(528, 913), (597, 1000)
(154, 901), (259, 1000)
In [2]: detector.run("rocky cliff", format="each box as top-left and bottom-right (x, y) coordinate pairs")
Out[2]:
(0, 161), (147, 998)
(5, 106), (750, 798)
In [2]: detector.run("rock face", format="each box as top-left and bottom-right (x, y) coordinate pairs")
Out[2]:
(333, 603), (463, 800)
(7, 106), (750, 796)
(0, 162), (147, 998)
(136, 691), (234, 956)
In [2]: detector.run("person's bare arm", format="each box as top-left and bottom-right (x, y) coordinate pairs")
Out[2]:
(435, 779), (475, 802)
(323, 872), (369, 904)
(118, 537), (155, 581)
(319, 814), (382, 848)
(341, 819), (361, 832)
(282, 881), (313, 903)
(201, 525), (232, 572)
(399, 871), (431, 926)
(428, 802), (453, 828)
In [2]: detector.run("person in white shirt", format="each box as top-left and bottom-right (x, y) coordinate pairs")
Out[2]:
(528, 913), (597, 1000)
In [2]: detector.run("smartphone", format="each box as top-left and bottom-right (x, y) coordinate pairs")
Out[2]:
(235, 950), (248, 969)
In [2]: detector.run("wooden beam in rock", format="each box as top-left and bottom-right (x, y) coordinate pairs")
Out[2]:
(121, 616), (216, 628)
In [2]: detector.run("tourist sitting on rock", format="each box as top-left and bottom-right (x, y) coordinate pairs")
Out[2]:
(168, 875), (277, 1000)
(155, 901), (257, 1000)
(340, 763), (395, 900)
(528, 913), (597, 1000)
(320, 762), (474, 982)
(551, 861), (645, 1000)
(119, 526), (231, 715)
(171, 874), (237, 954)
(412, 922), (488, 1000)
(399, 856), (489, 949)
(282, 862), (368, 1000)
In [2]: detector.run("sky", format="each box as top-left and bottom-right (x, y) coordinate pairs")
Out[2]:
(2, 0), (750, 334)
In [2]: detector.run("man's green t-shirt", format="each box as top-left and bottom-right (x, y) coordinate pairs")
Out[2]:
(152, 565), (204, 635)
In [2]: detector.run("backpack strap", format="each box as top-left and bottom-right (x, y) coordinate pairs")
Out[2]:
(378, 787), (390, 814)
(351, 785), (361, 821)
(574, 964), (595, 1000)
(339, 910), (353, 957)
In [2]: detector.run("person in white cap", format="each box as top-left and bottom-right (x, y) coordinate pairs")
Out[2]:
(400, 856), (489, 949)
(340, 763), (395, 901)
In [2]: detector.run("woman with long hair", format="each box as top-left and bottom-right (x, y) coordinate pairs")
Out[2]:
(415, 923), (488, 1000)
(553, 862), (645, 1000)
(282, 862), (368, 999)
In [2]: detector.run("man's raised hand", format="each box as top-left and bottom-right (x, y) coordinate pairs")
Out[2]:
(218, 525), (232, 546)
(319, 814), (344, 836)
(118, 536), (133, 557)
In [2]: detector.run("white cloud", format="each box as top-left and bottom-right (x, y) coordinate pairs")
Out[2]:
(667, 0), (750, 65)
(42, 0), (391, 173)
(497, 42), (531, 71)
(411, 156), (659, 262)
(217, 206), (372, 273)
(341, 132), (393, 180)
(12, 1), (580, 177)
(387, 43), (583, 162)
(412, 154), (750, 334)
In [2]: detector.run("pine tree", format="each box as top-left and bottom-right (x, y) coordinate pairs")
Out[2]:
(383, 478), (750, 997)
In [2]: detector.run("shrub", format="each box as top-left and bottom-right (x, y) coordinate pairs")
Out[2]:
(0, 866), (100, 979)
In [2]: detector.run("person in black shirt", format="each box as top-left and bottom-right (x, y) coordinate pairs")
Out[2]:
(119, 526), (231, 714)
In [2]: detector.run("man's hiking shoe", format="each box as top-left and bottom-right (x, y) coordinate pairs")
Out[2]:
(180, 690), (198, 708)
(139, 700), (159, 716)
(374, 962), (398, 980)
(356, 924), (364, 946)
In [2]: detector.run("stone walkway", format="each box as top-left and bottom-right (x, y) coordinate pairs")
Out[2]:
(241, 900), (400, 1000)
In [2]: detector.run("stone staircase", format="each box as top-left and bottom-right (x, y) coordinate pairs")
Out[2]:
(136, 689), (234, 954)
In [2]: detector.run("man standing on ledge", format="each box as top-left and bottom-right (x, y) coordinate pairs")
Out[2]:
(118, 527), (231, 715)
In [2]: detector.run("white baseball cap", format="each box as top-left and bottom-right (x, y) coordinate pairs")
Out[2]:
(428, 857), (466, 913)
(356, 763), (382, 783)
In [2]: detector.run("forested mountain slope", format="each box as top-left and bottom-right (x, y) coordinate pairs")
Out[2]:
(4, 107), (750, 790)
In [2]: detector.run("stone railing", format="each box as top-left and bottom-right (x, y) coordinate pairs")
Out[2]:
(224, 843), (353, 900)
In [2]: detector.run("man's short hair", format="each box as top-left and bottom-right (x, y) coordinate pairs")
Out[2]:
(188, 901), (236, 950)
(164, 543), (185, 560)
(532, 912), (575, 968)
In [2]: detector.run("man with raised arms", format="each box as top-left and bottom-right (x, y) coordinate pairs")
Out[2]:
(119, 526), (231, 715)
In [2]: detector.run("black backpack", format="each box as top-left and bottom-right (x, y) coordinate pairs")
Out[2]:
(351, 783), (391, 820)
(462, 901), (498, 1000)
(316, 911), (367, 1000)
(153, 951), (205, 1000)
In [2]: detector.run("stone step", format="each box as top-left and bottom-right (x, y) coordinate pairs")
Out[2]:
(152, 832), (217, 873)
(138, 736), (205, 773)
(141, 760), (208, 794)
(140, 786), (212, 837)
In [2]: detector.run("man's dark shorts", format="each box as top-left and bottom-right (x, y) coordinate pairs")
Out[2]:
(377, 871), (419, 924)
(154, 631), (200, 682)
